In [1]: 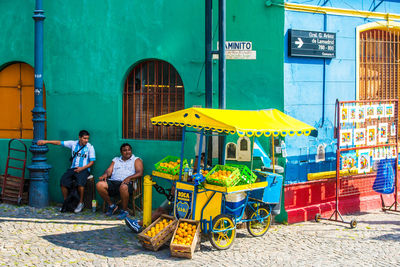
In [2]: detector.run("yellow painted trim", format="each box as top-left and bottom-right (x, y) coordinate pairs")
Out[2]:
(151, 171), (179, 180)
(204, 181), (268, 193)
(355, 21), (400, 100)
(307, 169), (358, 181)
(285, 3), (400, 20)
(176, 182), (195, 191)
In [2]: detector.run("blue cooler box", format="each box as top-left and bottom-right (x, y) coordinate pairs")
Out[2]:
(225, 192), (246, 217)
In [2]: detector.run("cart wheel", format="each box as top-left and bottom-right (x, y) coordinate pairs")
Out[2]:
(350, 219), (357, 229)
(315, 213), (321, 223)
(209, 214), (236, 250)
(246, 205), (271, 237)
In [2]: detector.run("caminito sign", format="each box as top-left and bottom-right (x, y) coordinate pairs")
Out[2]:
(213, 41), (257, 60)
(289, 29), (336, 59)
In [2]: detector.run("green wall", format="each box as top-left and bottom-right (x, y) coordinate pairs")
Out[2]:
(0, 0), (284, 207)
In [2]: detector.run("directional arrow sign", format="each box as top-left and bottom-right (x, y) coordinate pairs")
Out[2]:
(295, 38), (303, 48)
(289, 29), (336, 58)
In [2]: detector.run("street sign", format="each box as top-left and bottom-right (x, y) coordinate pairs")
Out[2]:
(213, 41), (257, 60)
(289, 29), (336, 58)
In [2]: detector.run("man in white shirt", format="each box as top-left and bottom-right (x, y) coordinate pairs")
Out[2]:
(96, 143), (143, 220)
(37, 130), (96, 213)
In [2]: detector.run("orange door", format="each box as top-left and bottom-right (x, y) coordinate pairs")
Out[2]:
(0, 63), (45, 139)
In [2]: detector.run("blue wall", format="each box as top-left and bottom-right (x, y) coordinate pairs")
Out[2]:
(283, 0), (400, 183)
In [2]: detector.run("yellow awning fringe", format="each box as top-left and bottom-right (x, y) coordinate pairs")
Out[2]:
(151, 108), (316, 137)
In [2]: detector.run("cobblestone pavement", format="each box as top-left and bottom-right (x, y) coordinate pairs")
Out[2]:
(1, 204), (400, 266)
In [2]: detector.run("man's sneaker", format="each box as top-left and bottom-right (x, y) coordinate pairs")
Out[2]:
(125, 217), (142, 233)
(74, 202), (84, 213)
(105, 204), (117, 216)
(116, 210), (129, 220)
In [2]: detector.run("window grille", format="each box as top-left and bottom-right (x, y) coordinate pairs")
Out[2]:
(359, 29), (400, 100)
(123, 60), (184, 140)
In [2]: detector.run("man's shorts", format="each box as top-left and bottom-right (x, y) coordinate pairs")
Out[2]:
(160, 199), (174, 214)
(107, 180), (135, 197)
(60, 168), (90, 188)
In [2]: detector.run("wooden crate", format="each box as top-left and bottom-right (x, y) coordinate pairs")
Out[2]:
(137, 214), (177, 251)
(170, 218), (201, 259)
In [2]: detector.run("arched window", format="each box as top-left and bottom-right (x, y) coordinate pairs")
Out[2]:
(0, 62), (44, 139)
(123, 60), (184, 140)
(359, 28), (400, 100)
(225, 142), (237, 160)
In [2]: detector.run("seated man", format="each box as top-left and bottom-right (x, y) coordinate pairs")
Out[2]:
(125, 189), (174, 233)
(38, 130), (95, 213)
(96, 143), (143, 220)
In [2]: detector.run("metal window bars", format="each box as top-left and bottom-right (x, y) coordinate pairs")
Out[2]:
(123, 60), (184, 140)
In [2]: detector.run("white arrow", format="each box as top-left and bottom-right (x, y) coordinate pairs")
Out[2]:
(295, 38), (304, 48)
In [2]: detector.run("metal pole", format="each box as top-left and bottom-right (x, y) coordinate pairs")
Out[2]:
(205, 0), (213, 109)
(218, 0), (226, 164)
(205, 0), (213, 164)
(335, 99), (340, 220)
(28, 0), (51, 207)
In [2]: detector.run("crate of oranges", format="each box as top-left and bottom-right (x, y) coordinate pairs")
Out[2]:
(137, 215), (178, 251)
(170, 219), (201, 259)
(154, 156), (188, 175)
(205, 164), (241, 187)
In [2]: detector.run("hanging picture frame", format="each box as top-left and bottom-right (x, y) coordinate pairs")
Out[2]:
(376, 104), (384, 118)
(378, 123), (388, 143)
(367, 126), (377, 146)
(390, 122), (396, 136)
(366, 105), (375, 119)
(390, 146), (397, 159)
(354, 128), (366, 146)
(340, 105), (349, 123)
(341, 151), (357, 170)
(339, 129), (353, 147)
(385, 104), (394, 118)
(349, 106), (357, 123)
(372, 148), (379, 160)
(358, 149), (371, 174)
(356, 106), (365, 123)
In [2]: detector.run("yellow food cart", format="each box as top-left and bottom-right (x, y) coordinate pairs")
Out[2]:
(146, 108), (316, 249)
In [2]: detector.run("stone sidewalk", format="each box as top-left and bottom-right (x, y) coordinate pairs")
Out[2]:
(1, 203), (400, 266)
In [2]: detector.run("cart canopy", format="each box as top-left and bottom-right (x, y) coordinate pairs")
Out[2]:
(151, 108), (317, 137)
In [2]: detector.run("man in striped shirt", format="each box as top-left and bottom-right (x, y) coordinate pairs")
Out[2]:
(37, 130), (96, 213)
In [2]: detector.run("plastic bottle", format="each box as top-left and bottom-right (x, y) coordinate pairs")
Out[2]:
(183, 162), (189, 182)
(281, 140), (287, 158)
(92, 199), (97, 212)
(189, 159), (194, 177)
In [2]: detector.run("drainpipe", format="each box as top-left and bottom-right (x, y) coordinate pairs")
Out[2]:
(218, 0), (226, 165)
(28, 0), (51, 207)
(321, 13), (327, 127)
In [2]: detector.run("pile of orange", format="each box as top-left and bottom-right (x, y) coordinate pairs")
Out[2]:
(159, 159), (180, 169)
(144, 218), (172, 238)
(208, 169), (232, 181)
(193, 170), (208, 176)
(172, 222), (197, 246)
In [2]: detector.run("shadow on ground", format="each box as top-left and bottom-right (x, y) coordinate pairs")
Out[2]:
(41, 225), (214, 260)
